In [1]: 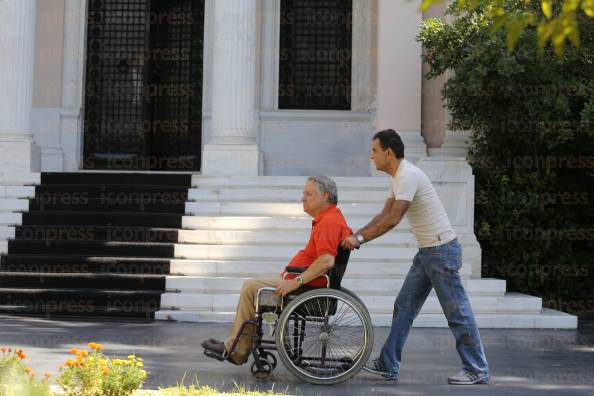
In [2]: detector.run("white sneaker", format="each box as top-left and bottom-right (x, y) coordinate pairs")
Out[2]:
(448, 370), (489, 385)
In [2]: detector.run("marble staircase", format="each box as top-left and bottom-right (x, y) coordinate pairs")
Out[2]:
(0, 173), (40, 254)
(155, 162), (577, 328)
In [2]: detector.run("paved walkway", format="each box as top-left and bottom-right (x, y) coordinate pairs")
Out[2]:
(1, 315), (593, 396)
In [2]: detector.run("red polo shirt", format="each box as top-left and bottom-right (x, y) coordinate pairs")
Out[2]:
(281, 205), (352, 287)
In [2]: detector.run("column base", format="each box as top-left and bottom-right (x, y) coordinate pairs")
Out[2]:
(202, 143), (262, 176)
(428, 130), (471, 158)
(41, 147), (65, 171)
(400, 130), (428, 163)
(0, 134), (41, 183)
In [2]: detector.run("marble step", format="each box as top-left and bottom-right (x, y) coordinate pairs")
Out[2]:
(174, 244), (420, 263)
(0, 186), (35, 199)
(164, 277), (503, 295)
(177, 229), (415, 247)
(168, 259), (474, 278)
(185, 202), (384, 217)
(192, 176), (391, 190)
(182, 215), (411, 231)
(0, 172), (40, 186)
(0, 213), (21, 226)
(0, 198), (29, 212)
(189, 188), (388, 203)
(155, 308), (577, 329)
(171, 246), (473, 277)
(0, 226), (15, 239)
(181, 216), (484, 245)
(159, 292), (542, 314)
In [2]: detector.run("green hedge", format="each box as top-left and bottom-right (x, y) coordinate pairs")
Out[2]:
(419, 1), (594, 314)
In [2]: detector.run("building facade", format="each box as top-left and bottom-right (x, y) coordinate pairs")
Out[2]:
(1, 0), (463, 180)
(3, 0), (574, 327)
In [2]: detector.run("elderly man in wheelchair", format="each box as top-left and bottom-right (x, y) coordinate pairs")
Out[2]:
(201, 175), (374, 384)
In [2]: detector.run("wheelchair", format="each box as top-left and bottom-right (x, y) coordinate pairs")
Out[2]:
(205, 247), (374, 385)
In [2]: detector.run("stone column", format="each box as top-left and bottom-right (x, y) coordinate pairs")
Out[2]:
(59, 0), (87, 171)
(0, 0), (40, 182)
(202, 0), (262, 176)
(374, 0), (426, 164)
(426, 69), (472, 158)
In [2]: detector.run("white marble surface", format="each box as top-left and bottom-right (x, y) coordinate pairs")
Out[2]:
(155, 309), (578, 328)
(0, 0), (36, 133)
(429, 130), (472, 158)
(203, 0), (261, 176)
(0, 0), (40, 175)
(202, 143), (262, 176)
(31, 107), (64, 171)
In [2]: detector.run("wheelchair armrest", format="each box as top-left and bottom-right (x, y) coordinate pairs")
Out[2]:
(284, 266), (306, 274)
(283, 269), (330, 289)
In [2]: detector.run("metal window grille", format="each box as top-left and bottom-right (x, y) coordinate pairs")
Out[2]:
(279, 0), (352, 110)
(84, 0), (204, 171)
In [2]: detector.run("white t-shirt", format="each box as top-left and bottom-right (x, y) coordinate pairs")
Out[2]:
(387, 159), (456, 248)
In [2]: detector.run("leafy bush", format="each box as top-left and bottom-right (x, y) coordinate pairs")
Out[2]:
(0, 348), (52, 396)
(419, 0), (594, 314)
(56, 343), (147, 396)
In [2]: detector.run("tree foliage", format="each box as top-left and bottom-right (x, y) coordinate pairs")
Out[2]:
(419, 2), (594, 314)
(422, 0), (594, 57)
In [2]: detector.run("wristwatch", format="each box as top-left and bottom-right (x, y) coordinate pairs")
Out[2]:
(355, 234), (365, 244)
(296, 275), (304, 286)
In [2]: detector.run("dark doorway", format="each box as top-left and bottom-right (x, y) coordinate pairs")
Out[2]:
(83, 0), (204, 171)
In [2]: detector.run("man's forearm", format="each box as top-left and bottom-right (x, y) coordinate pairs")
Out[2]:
(358, 212), (383, 234)
(358, 214), (400, 242)
(300, 256), (333, 284)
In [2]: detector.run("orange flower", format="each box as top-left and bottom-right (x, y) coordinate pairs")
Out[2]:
(70, 347), (79, 355)
(15, 349), (26, 360)
(44, 373), (51, 380)
(79, 350), (89, 357)
(102, 367), (109, 375)
(66, 359), (76, 367)
(0, 348), (5, 353)
(87, 342), (104, 351)
(24, 367), (33, 374)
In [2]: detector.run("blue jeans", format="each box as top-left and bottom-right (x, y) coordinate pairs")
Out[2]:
(379, 239), (489, 379)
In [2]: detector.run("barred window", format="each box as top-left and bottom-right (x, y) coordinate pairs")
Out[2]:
(279, 0), (352, 110)
(84, 0), (204, 171)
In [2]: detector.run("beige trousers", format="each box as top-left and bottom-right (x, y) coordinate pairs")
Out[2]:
(224, 277), (280, 364)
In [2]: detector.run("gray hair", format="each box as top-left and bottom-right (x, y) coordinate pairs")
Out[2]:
(307, 175), (338, 205)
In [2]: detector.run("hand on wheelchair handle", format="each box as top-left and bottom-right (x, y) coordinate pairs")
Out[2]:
(341, 235), (361, 251)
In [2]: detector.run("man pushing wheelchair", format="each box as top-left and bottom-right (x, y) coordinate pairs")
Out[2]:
(202, 130), (489, 386)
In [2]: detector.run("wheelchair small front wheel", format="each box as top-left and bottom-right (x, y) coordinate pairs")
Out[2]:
(275, 288), (373, 385)
(260, 351), (277, 370)
(251, 359), (273, 380)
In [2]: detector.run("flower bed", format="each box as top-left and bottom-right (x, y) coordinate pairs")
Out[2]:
(57, 342), (147, 396)
(0, 347), (52, 396)
(0, 344), (287, 396)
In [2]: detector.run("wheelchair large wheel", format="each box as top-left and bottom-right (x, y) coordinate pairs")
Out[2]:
(275, 288), (373, 384)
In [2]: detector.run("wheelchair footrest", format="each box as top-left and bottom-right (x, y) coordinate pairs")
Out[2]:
(204, 348), (246, 366)
(204, 349), (226, 362)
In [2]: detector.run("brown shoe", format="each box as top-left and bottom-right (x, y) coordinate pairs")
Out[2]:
(201, 339), (225, 355)
(228, 353), (248, 365)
